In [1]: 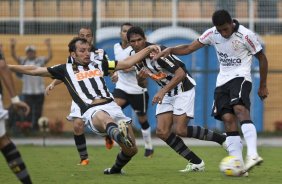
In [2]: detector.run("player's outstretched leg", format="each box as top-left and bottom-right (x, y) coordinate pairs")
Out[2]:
(164, 133), (205, 172)
(104, 123), (137, 175)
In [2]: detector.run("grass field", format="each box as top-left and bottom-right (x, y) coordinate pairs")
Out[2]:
(0, 145), (281, 184)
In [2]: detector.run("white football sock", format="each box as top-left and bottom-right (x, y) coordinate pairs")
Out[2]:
(226, 136), (244, 164)
(241, 123), (258, 157)
(141, 127), (153, 150)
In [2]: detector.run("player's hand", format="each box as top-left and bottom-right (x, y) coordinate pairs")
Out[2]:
(152, 89), (165, 105)
(153, 47), (172, 60)
(45, 83), (55, 96)
(12, 101), (30, 116)
(258, 85), (269, 100)
(111, 72), (118, 83)
(138, 68), (150, 78)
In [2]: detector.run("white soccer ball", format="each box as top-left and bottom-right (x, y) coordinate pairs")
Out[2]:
(219, 156), (244, 177)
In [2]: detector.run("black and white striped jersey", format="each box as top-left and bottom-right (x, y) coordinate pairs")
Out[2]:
(47, 57), (116, 115)
(135, 42), (195, 96)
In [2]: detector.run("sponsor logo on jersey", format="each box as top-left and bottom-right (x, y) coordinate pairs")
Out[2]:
(217, 51), (242, 66)
(76, 69), (103, 81)
(200, 30), (213, 41)
(149, 72), (167, 81)
(245, 35), (256, 52)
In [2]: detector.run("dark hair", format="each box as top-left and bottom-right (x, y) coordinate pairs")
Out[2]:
(68, 37), (88, 53)
(120, 22), (133, 30)
(212, 9), (232, 26)
(78, 26), (93, 36)
(126, 26), (145, 41)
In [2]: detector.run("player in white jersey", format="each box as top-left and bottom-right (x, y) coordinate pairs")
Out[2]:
(127, 26), (227, 172)
(9, 37), (160, 174)
(45, 27), (114, 166)
(0, 44), (32, 183)
(154, 10), (269, 174)
(112, 23), (154, 157)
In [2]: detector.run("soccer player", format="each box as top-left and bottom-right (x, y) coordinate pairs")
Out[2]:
(45, 26), (114, 166)
(112, 23), (154, 157)
(9, 37), (159, 174)
(154, 9), (268, 172)
(127, 26), (227, 172)
(0, 44), (32, 183)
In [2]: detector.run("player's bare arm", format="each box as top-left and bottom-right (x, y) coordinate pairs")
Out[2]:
(153, 40), (204, 60)
(152, 67), (186, 105)
(255, 50), (269, 100)
(115, 45), (159, 70)
(0, 59), (30, 115)
(8, 65), (52, 77)
(45, 79), (63, 96)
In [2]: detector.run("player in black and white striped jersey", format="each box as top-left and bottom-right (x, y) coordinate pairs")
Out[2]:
(9, 37), (160, 174)
(127, 26), (227, 172)
(112, 23), (154, 157)
(45, 27), (114, 166)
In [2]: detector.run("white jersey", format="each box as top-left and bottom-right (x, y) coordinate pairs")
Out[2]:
(114, 43), (146, 94)
(198, 23), (262, 87)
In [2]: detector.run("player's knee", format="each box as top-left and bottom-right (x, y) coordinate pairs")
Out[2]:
(156, 128), (170, 140)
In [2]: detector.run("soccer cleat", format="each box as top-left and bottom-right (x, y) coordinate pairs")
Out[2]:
(105, 136), (114, 150)
(77, 159), (89, 166)
(240, 170), (249, 177)
(104, 168), (125, 175)
(179, 160), (205, 172)
(245, 155), (263, 171)
(118, 120), (133, 148)
(144, 149), (154, 158)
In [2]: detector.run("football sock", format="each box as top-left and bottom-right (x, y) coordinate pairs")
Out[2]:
(226, 131), (243, 163)
(187, 126), (226, 145)
(110, 151), (132, 172)
(240, 121), (258, 157)
(106, 122), (122, 143)
(1, 142), (32, 184)
(165, 133), (202, 164)
(141, 126), (153, 150)
(74, 134), (88, 160)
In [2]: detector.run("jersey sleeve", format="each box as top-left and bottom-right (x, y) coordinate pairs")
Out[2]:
(198, 28), (214, 45)
(157, 55), (180, 73)
(47, 64), (66, 80)
(244, 31), (263, 55)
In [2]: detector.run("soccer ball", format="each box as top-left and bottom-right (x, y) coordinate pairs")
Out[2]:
(219, 156), (244, 177)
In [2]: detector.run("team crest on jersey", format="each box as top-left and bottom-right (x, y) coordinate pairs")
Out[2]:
(75, 69), (103, 81)
(232, 40), (240, 51)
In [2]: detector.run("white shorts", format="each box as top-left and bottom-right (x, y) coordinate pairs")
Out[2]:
(82, 101), (131, 136)
(0, 95), (8, 136)
(67, 101), (83, 121)
(156, 88), (195, 118)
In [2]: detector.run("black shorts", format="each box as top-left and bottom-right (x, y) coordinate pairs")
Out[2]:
(113, 88), (149, 116)
(211, 77), (252, 121)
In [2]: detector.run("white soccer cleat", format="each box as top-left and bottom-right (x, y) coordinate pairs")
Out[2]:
(179, 160), (205, 172)
(245, 155), (263, 171)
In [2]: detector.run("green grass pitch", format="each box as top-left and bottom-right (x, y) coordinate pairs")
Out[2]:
(0, 145), (281, 184)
